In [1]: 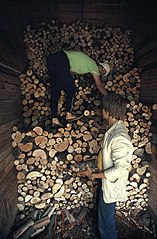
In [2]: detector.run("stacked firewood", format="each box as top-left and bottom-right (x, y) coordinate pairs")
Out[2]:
(24, 20), (134, 77)
(12, 97), (152, 215)
(12, 120), (103, 212)
(11, 20), (153, 236)
(19, 69), (51, 128)
(21, 19), (134, 129)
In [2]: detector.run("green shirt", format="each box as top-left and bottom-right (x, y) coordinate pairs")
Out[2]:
(64, 51), (99, 75)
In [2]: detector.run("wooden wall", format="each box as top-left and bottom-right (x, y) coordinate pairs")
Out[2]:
(0, 2), (26, 237)
(0, 0), (135, 28)
(0, 60), (23, 239)
(133, 0), (157, 224)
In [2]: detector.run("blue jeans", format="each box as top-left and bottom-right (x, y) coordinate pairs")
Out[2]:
(47, 51), (77, 118)
(97, 180), (117, 239)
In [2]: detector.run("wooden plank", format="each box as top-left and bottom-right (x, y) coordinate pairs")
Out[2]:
(140, 67), (157, 103)
(141, 67), (157, 82)
(0, 92), (21, 100)
(136, 39), (157, 59)
(0, 80), (21, 100)
(0, 138), (12, 155)
(0, 110), (22, 124)
(0, 144), (12, 164)
(140, 93), (157, 104)
(0, 118), (21, 139)
(152, 108), (157, 119)
(4, 179), (18, 214)
(0, 167), (17, 201)
(135, 48), (157, 67)
(140, 94), (157, 104)
(0, 163), (14, 193)
(0, 119), (21, 132)
(55, 1), (83, 22)
(0, 201), (6, 231)
(0, 152), (14, 172)
(0, 120), (22, 148)
(148, 207), (157, 227)
(0, 203), (17, 239)
(151, 131), (157, 155)
(150, 153), (157, 165)
(0, 37), (25, 72)
(0, 183), (18, 239)
(149, 181), (157, 196)
(149, 165), (157, 180)
(0, 100), (22, 114)
(0, 132), (12, 147)
(0, 80), (20, 92)
(84, 4), (128, 25)
(134, 25), (155, 51)
(0, 71), (20, 85)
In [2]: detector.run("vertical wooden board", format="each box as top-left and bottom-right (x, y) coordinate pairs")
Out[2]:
(0, 110), (22, 124)
(0, 201), (6, 231)
(135, 39), (157, 59)
(82, 0), (134, 26)
(0, 37), (25, 72)
(55, 0), (83, 22)
(0, 119), (22, 145)
(0, 145), (12, 165)
(140, 67), (157, 104)
(0, 72), (22, 100)
(0, 100), (22, 113)
(0, 165), (18, 238)
(0, 0), (27, 67)
(135, 48), (157, 67)
(0, 138), (12, 155)
(0, 71), (20, 84)
(0, 167), (17, 207)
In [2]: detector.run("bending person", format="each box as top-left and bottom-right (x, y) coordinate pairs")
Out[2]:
(47, 50), (110, 127)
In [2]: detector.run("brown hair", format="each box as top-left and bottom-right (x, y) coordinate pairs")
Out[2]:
(102, 92), (127, 120)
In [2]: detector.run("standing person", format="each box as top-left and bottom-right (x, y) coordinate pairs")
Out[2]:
(77, 92), (134, 239)
(47, 50), (110, 127)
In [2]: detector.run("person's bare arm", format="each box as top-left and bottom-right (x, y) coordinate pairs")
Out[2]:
(92, 73), (107, 95)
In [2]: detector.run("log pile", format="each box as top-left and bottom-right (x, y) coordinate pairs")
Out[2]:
(11, 20), (153, 236)
(21, 20), (134, 128)
(24, 21), (134, 78)
(19, 69), (51, 128)
(12, 121), (102, 214)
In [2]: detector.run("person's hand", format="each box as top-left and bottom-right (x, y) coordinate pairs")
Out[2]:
(77, 165), (93, 178)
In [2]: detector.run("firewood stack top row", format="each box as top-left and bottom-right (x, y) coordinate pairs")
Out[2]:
(12, 19), (153, 235)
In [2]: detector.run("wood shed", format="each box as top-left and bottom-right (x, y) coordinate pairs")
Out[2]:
(0, 0), (157, 238)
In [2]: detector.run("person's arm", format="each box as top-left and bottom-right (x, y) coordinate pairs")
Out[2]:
(92, 73), (107, 95)
(77, 165), (106, 179)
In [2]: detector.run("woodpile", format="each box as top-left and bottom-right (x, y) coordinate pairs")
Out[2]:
(20, 20), (134, 129)
(12, 122), (102, 214)
(24, 20), (134, 78)
(11, 20), (153, 236)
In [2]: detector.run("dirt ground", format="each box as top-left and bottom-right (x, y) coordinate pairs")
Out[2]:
(32, 209), (156, 239)
(60, 211), (155, 239)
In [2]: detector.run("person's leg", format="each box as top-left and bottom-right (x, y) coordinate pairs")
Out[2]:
(60, 70), (77, 116)
(98, 186), (117, 239)
(47, 51), (71, 125)
(53, 53), (81, 121)
(47, 53), (63, 126)
(50, 75), (62, 124)
(47, 51), (81, 123)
